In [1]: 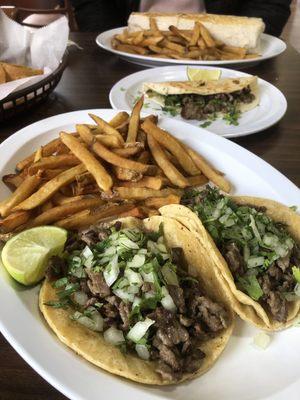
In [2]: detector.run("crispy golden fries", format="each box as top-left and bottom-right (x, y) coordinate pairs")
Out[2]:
(28, 154), (80, 174)
(0, 175), (41, 217)
(147, 133), (189, 188)
(144, 194), (181, 209)
(114, 187), (183, 200)
(60, 132), (113, 192)
(142, 119), (199, 176)
(109, 112), (129, 128)
(111, 23), (259, 61)
(77, 124), (150, 173)
(13, 164), (87, 211)
(127, 96), (144, 143)
(0, 104), (232, 233)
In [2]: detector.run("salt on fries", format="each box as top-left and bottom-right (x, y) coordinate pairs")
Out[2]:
(112, 22), (259, 61)
(0, 97), (231, 233)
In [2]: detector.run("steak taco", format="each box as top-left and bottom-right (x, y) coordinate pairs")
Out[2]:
(40, 215), (234, 384)
(142, 76), (259, 121)
(160, 187), (300, 330)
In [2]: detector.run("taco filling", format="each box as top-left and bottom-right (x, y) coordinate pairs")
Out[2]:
(182, 188), (300, 323)
(44, 221), (229, 381)
(147, 86), (255, 122)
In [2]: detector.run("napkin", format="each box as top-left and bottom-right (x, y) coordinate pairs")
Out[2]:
(0, 9), (69, 101)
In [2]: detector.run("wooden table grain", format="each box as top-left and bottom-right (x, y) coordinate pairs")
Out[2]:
(0, 32), (299, 400)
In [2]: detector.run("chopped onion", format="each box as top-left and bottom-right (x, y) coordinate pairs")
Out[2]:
(104, 254), (119, 286)
(125, 268), (143, 286)
(73, 291), (88, 306)
(295, 283), (300, 297)
(253, 332), (271, 350)
(104, 326), (125, 345)
(82, 245), (93, 259)
(132, 296), (141, 310)
(135, 344), (150, 360)
(113, 288), (135, 302)
(249, 215), (261, 242)
(161, 286), (176, 312)
(118, 237), (139, 250)
(161, 263), (179, 286)
(127, 318), (155, 343)
(247, 256), (265, 268)
(127, 254), (146, 269)
(141, 270), (155, 283)
(73, 310), (103, 332)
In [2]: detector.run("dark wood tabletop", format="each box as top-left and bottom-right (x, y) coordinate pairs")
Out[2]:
(0, 32), (299, 400)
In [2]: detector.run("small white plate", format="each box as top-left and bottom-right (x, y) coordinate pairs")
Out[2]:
(96, 27), (286, 68)
(109, 65), (287, 138)
(0, 110), (299, 400)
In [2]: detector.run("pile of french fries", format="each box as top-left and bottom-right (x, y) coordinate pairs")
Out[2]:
(112, 19), (259, 61)
(0, 97), (231, 235)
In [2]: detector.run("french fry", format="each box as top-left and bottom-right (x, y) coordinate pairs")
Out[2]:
(141, 119), (199, 176)
(41, 201), (53, 213)
(147, 133), (188, 188)
(0, 211), (30, 232)
(189, 22), (201, 46)
(41, 169), (67, 180)
(28, 154), (80, 174)
(168, 25), (191, 42)
(148, 45), (180, 57)
(197, 37), (206, 50)
(55, 141), (70, 155)
(76, 124), (150, 173)
(0, 175), (42, 217)
(187, 174), (209, 187)
(119, 176), (167, 190)
(144, 194), (181, 209)
(140, 207), (160, 217)
(132, 31), (144, 45)
(127, 96), (144, 143)
(150, 17), (159, 33)
(113, 147), (141, 158)
(199, 23), (216, 47)
(137, 150), (151, 164)
(13, 164), (87, 211)
(109, 112), (129, 128)
(115, 43), (149, 55)
(117, 206), (147, 219)
(60, 132), (113, 192)
(221, 45), (247, 58)
(95, 135), (123, 148)
(16, 138), (62, 171)
(33, 147), (43, 163)
(185, 146), (232, 193)
(161, 39), (185, 54)
(114, 187), (183, 200)
(140, 36), (164, 46)
(52, 193), (97, 206)
(31, 197), (104, 226)
(89, 114), (125, 144)
(113, 166), (142, 182)
(55, 203), (136, 230)
(2, 174), (24, 190)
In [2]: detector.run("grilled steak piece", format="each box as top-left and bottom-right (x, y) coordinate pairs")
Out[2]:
(224, 242), (245, 277)
(86, 270), (111, 298)
(168, 284), (186, 313)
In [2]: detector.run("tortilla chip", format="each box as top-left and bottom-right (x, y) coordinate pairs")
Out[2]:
(39, 216), (234, 385)
(0, 64), (6, 84)
(0, 62), (43, 82)
(159, 200), (300, 331)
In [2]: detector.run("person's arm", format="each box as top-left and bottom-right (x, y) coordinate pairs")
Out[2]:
(238, 0), (292, 37)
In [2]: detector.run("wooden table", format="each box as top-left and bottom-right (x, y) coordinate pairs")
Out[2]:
(0, 32), (299, 400)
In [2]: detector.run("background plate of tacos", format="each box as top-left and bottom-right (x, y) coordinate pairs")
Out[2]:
(109, 65), (287, 138)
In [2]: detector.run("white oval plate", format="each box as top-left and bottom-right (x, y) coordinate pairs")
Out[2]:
(109, 65), (287, 138)
(96, 27), (286, 68)
(0, 109), (299, 400)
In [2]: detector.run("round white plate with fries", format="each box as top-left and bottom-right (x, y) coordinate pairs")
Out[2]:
(109, 66), (287, 138)
(96, 27), (286, 68)
(0, 109), (299, 400)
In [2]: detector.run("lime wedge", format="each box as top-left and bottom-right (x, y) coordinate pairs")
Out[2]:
(1, 226), (67, 286)
(187, 67), (221, 81)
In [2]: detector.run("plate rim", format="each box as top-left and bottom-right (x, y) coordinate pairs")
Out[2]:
(96, 27), (287, 66)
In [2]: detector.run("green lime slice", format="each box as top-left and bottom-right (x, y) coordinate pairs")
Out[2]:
(187, 67), (221, 81)
(1, 226), (67, 286)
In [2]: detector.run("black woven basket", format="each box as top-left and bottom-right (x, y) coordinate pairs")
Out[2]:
(0, 53), (68, 123)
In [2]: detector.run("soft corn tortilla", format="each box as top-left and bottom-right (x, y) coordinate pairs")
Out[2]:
(159, 199), (300, 331)
(39, 215), (234, 385)
(143, 76), (259, 114)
